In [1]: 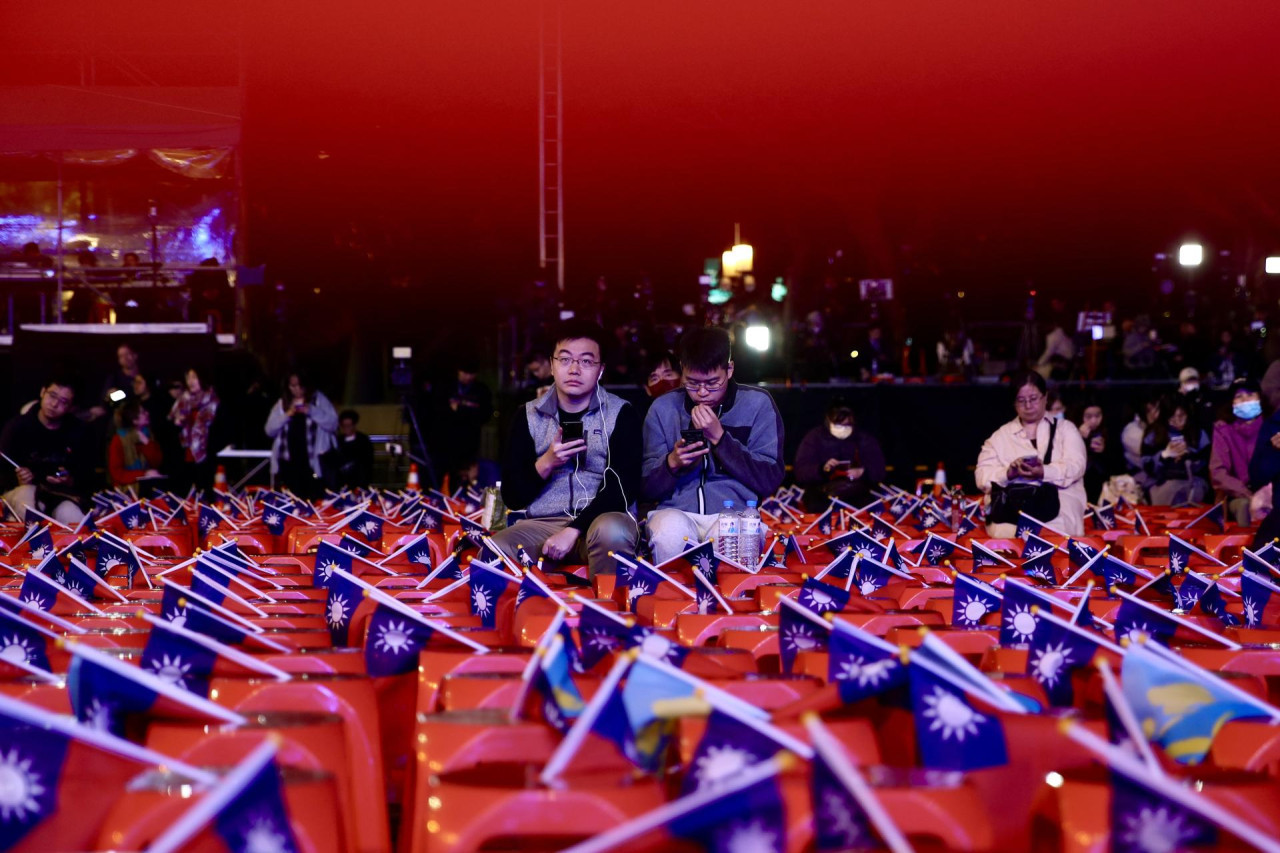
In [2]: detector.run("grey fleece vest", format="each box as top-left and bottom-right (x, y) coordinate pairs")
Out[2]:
(523, 388), (626, 520)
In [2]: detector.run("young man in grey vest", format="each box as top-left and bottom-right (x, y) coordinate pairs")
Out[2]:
(641, 327), (785, 562)
(493, 320), (640, 577)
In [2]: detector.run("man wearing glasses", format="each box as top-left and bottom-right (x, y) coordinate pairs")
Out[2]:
(0, 376), (91, 524)
(493, 319), (640, 577)
(641, 327), (785, 562)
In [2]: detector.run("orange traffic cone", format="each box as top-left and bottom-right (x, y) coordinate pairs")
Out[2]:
(213, 464), (229, 493)
(406, 462), (421, 491)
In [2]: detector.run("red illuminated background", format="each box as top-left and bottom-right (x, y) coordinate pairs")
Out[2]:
(4, 1), (1280, 358)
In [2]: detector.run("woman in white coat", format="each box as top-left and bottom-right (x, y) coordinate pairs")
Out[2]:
(265, 371), (338, 499)
(976, 371), (1088, 537)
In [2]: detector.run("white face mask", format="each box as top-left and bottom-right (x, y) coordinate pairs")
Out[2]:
(829, 423), (853, 440)
(1182, 382), (1199, 394)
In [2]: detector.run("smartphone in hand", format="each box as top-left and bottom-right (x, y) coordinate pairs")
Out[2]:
(681, 428), (705, 447)
(561, 421), (585, 443)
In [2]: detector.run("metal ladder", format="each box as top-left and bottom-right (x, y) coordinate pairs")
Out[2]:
(538, 0), (565, 295)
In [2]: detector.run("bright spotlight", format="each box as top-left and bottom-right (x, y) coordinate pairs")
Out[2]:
(1266, 257), (1280, 274)
(1178, 243), (1204, 267)
(744, 325), (770, 352)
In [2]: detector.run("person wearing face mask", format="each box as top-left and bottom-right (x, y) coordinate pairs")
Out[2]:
(1046, 391), (1068, 422)
(1211, 378), (1265, 526)
(794, 398), (886, 512)
(1176, 366), (1214, 428)
(642, 351), (682, 399)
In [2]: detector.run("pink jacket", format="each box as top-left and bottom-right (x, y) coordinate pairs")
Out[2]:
(1210, 417), (1262, 499)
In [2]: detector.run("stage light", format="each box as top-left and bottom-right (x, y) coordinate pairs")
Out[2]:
(744, 325), (770, 352)
(849, 350), (860, 358)
(1266, 257), (1280, 274)
(1178, 243), (1203, 267)
(721, 243), (754, 277)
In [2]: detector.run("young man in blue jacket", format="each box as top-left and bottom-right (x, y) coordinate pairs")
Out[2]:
(641, 327), (785, 562)
(493, 320), (640, 577)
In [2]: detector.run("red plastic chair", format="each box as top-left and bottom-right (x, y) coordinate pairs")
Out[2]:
(146, 712), (365, 853)
(212, 674), (390, 852)
(405, 763), (667, 853)
(95, 765), (345, 853)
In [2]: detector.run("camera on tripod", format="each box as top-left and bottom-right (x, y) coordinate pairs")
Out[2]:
(391, 346), (413, 389)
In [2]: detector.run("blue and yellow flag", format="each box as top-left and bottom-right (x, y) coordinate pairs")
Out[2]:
(617, 655), (699, 772)
(532, 632), (586, 732)
(1121, 645), (1269, 764)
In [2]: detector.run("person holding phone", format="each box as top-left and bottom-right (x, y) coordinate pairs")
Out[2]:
(975, 370), (1087, 537)
(641, 327), (785, 562)
(1074, 401), (1121, 503)
(0, 376), (91, 525)
(492, 319), (640, 578)
(793, 397), (885, 512)
(265, 370), (337, 499)
(1141, 397), (1210, 506)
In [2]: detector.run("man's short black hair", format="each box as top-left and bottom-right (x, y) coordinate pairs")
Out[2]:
(43, 375), (76, 394)
(339, 408), (360, 424)
(642, 349), (679, 377)
(551, 319), (606, 355)
(678, 327), (732, 374)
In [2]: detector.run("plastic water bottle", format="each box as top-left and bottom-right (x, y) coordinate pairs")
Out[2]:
(717, 500), (739, 561)
(482, 483), (506, 531)
(739, 500), (762, 568)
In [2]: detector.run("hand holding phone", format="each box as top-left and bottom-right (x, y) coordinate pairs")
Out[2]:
(536, 426), (587, 477)
(669, 428), (710, 471)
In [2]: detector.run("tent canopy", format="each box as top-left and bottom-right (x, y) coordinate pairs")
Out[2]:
(0, 86), (240, 152)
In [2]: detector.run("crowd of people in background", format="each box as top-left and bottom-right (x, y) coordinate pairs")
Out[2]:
(507, 279), (1273, 390)
(5, 313), (1280, 557)
(0, 343), (378, 525)
(974, 367), (1280, 539)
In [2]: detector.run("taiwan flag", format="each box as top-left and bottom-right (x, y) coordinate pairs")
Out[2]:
(576, 604), (631, 670)
(908, 657), (1008, 771)
(348, 510), (386, 544)
(468, 563), (518, 628)
(0, 692), (219, 852)
(67, 643), (244, 737)
(828, 622), (906, 705)
(364, 601), (439, 677)
(680, 709), (794, 795)
(324, 569), (379, 647)
(313, 540), (354, 589)
(145, 740), (303, 853)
